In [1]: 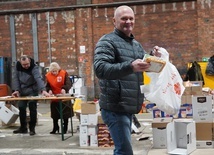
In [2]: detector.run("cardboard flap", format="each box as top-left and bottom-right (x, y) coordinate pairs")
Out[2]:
(152, 117), (173, 128)
(167, 121), (176, 152)
(168, 148), (188, 155)
(81, 101), (98, 114)
(186, 121), (196, 154)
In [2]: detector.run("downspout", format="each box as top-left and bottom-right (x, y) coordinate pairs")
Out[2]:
(47, 12), (52, 64)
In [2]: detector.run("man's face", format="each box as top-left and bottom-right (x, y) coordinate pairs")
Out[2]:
(113, 6), (135, 37)
(20, 59), (31, 69)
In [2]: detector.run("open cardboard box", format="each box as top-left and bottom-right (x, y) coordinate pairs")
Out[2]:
(167, 119), (196, 155)
(81, 101), (99, 114)
(152, 117), (173, 148)
(0, 102), (19, 125)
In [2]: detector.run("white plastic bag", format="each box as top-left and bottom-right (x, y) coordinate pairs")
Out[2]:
(141, 48), (185, 115)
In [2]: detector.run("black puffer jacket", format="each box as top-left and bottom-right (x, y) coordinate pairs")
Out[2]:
(94, 29), (146, 114)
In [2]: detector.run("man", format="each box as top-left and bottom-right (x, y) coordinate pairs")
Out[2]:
(12, 55), (50, 136)
(94, 5), (160, 155)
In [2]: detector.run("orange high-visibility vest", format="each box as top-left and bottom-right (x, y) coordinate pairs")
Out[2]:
(46, 70), (66, 94)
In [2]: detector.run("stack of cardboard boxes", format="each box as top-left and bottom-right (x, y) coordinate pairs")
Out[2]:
(193, 96), (213, 148)
(151, 81), (214, 153)
(79, 101), (113, 147)
(79, 101), (99, 147)
(152, 117), (196, 154)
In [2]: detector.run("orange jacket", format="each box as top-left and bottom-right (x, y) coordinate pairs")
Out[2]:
(46, 70), (67, 94)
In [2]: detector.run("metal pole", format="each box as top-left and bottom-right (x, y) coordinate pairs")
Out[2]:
(47, 12), (52, 64)
(32, 13), (39, 63)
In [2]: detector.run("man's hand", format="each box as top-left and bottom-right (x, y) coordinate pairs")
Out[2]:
(42, 90), (51, 97)
(12, 91), (19, 97)
(131, 59), (151, 72)
(151, 46), (162, 57)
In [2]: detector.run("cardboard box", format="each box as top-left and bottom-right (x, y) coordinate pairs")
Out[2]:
(181, 104), (193, 117)
(181, 95), (192, 104)
(88, 126), (97, 136)
(183, 81), (203, 96)
(191, 86), (202, 95)
(79, 125), (88, 135)
(80, 114), (89, 125)
(186, 95), (193, 104)
(167, 119), (196, 155)
(196, 141), (213, 148)
(81, 101), (98, 114)
(79, 134), (89, 146)
(152, 108), (164, 118)
(0, 103), (19, 125)
(152, 117), (173, 148)
(213, 121), (214, 141)
(196, 122), (212, 140)
(88, 114), (98, 126)
(156, 108), (187, 119)
(192, 96), (212, 122)
(80, 114), (98, 126)
(172, 107), (187, 119)
(183, 87), (192, 95)
(90, 135), (98, 147)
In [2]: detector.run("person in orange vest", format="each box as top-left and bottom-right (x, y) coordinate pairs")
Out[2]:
(45, 62), (73, 134)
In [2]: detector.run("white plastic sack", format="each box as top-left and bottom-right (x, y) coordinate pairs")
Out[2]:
(141, 48), (185, 115)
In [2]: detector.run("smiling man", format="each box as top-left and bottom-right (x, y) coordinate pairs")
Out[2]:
(113, 5), (135, 37)
(94, 5), (152, 155)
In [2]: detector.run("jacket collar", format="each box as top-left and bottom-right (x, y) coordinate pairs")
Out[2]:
(114, 28), (134, 41)
(16, 57), (36, 72)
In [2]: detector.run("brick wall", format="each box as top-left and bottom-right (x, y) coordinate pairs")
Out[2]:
(0, 0), (213, 98)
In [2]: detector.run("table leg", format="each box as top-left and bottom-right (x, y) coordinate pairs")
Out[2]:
(59, 100), (64, 141)
(70, 111), (73, 136)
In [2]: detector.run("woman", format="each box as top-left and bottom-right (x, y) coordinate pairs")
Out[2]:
(45, 62), (73, 134)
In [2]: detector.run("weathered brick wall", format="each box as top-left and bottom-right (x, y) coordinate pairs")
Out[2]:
(197, 0), (214, 57)
(0, 0), (213, 98)
(0, 0), (76, 10)
(0, 15), (11, 57)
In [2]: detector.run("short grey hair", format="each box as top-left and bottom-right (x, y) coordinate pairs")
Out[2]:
(49, 62), (61, 71)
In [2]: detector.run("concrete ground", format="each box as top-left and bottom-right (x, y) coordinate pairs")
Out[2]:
(0, 102), (213, 155)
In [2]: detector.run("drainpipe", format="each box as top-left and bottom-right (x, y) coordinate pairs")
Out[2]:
(47, 12), (52, 64)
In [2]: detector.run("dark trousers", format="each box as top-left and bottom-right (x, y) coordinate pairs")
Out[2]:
(18, 100), (37, 130)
